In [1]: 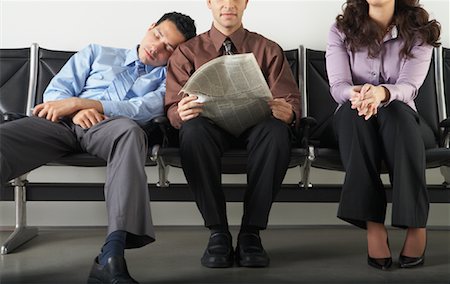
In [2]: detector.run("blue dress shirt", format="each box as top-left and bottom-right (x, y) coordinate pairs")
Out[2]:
(43, 44), (166, 125)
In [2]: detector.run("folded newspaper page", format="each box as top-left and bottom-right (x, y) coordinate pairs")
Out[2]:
(180, 53), (272, 137)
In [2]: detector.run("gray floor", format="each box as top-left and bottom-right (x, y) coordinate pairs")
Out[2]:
(0, 226), (449, 284)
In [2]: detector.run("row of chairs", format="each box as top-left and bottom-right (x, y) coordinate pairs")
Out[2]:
(152, 46), (450, 189)
(1, 44), (449, 255)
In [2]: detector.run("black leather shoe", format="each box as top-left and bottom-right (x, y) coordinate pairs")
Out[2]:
(201, 232), (234, 268)
(87, 256), (138, 283)
(399, 254), (425, 268)
(367, 255), (393, 270)
(236, 233), (269, 267)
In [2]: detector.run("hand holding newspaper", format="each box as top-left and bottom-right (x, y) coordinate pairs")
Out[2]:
(180, 53), (272, 137)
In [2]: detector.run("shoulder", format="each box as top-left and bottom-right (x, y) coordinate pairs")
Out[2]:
(81, 44), (128, 56)
(178, 31), (209, 53)
(409, 38), (433, 58)
(246, 30), (280, 49)
(171, 31), (211, 63)
(328, 22), (345, 41)
(244, 30), (284, 56)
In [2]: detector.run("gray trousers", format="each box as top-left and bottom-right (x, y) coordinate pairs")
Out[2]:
(0, 116), (154, 248)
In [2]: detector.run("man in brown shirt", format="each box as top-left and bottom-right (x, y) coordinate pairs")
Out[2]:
(165, 0), (300, 268)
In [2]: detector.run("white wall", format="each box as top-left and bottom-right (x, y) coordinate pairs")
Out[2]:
(1, 0), (449, 227)
(1, 0), (449, 50)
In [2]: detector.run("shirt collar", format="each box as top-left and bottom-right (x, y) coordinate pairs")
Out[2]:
(124, 45), (156, 73)
(209, 24), (246, 53)
(383, 25), (398, 42)
(124, 45), (141, 67)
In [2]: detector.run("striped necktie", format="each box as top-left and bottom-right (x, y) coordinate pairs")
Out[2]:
(103, 61), (144, 101)
(223, 38), (234, 55)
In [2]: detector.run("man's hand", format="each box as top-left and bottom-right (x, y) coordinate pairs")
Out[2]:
(33, 97), (80, 122)
(33, 97), (104, 123)
(72, 108), (107, 129)
(268, 98), (294, 124)
(350, 84), (389, 120)
(177, 95), (204, 122)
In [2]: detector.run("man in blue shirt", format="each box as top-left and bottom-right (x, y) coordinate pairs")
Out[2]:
(0, 12), (196, 284)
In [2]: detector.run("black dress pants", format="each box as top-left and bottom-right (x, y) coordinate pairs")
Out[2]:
(334, 101), (436, 229)
(179, 116), (291, 229)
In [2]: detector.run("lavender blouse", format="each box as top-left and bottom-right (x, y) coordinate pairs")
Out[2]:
(325, 22), (433, 111)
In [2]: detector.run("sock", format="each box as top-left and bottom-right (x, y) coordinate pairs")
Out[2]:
(98, 230), (127, 266)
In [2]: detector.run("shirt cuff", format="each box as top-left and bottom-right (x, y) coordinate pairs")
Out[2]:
(290, 111), (297, 128)
(379, 84), (398, 107)
(100, 100), (116, 117)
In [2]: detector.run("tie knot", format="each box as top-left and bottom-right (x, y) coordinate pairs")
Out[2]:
(223, 39), (233, 55)
(135, 61), (146, 77)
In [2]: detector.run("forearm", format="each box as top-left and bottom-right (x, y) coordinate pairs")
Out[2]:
(100, 99), (164, 125)
(379, 83), (416, 106)
(62, 97), (104, 115)
(167, 104), (183, 129)
(76, 98), (104, 113)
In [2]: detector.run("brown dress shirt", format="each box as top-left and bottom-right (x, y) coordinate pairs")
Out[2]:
(165, 24), (301, 129)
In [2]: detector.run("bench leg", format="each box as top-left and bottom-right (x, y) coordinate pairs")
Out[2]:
(299, 146), (314, 189)
(440, 166), (450, 188)
(1, 176), (38, 255)
(156, 156), (170, 188)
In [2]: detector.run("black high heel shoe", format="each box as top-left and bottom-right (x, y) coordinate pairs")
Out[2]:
(398, 254), (425, 268)
(368, 255), (393, 270)
(399, 234), (426, 268)
(367, 238), (392, 270)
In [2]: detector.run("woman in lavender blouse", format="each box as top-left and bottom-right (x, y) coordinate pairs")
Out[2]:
(325, 0), (440, 270)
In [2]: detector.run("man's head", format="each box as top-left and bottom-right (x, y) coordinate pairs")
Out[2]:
(207, 0), (248, 36)
(139, 12), (196, 66)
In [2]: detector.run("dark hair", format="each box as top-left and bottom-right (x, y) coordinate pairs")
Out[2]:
(336, 0), (441, 58)
(156, 12), (197, 41)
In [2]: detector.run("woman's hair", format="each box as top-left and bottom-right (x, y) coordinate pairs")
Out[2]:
(336, 0), (441, 58)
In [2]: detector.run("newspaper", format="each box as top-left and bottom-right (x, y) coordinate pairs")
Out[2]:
(180, 53), (272, 137)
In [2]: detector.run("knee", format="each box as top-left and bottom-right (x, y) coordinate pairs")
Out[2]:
(254, 118), (290, 147)
(336, 101), (360, 122)
(378, 101), (417, 127)
(335, 101), (373, 131)
(115, 119), (147, 147)
(128, 125), (147, 145)
(179, 117), (212, 145)
(268, 118), (290, 140)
